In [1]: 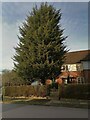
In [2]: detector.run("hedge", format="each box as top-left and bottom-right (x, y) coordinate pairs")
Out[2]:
(3, 84), (90, 100)
(4, 85), (47, 97)
(59, 83), (90, 100)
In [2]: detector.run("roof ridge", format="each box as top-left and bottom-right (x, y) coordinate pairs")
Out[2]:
(68, 49), (90, 54)
(65, 49), (90, 64)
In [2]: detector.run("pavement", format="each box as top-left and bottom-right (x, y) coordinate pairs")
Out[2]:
(0, 103), (89, 118)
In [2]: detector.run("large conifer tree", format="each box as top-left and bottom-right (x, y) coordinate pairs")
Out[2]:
(13, 3), (68, 84)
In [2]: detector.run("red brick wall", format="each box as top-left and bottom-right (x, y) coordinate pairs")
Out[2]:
(60, 70), (90, 83)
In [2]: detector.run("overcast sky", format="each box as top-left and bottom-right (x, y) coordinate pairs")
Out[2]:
(0, 1), (89, 70)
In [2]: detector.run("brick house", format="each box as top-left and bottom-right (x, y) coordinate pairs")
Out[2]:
(60, 50), (90, 84)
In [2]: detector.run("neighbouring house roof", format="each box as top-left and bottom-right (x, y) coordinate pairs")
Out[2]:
(64, 50), (90, 64)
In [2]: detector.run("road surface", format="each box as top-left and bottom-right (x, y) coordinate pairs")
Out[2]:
(0, 103), (88, 118)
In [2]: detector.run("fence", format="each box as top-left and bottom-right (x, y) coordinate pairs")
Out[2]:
(4, 85), (47, 97)
(3, 83), (90, 100)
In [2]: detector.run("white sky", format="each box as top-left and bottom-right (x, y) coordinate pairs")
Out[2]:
(0, 0), (89, 2)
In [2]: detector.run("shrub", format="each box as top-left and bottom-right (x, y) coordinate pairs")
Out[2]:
(59, 83), (90, 100)
(52, 82), (58, 89)
(4, 85), (47, 97)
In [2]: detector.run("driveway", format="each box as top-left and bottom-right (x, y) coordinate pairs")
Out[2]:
(1, 103), (89, 118)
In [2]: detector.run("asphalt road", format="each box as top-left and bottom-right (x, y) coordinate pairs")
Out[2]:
(0, 103), (88, 118)
(0, 103), (2, 119)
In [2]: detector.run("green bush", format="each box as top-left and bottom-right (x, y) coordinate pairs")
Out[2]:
(59, 83), (90, 100)
(52, 82), (58, 89)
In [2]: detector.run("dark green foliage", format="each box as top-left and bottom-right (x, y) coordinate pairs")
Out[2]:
(13, 3), (68, 84)
(52, 82), (58, 89)
(46, 85), (52, 96)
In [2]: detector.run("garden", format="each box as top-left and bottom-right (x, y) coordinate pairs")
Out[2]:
(2, 83), (90, 108)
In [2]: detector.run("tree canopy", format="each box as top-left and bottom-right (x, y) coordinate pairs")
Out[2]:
(13, 3), (68, 84)
(2, 70), (25, 86)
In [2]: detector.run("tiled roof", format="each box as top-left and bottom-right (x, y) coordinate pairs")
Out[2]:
(64, 50), (90, 64)
(60, 71), (81, 78)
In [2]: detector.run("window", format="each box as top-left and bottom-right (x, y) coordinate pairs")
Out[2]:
(76, 64), (82, 71)
(66, 65), (68, 71)
(77, 77), (85, 84)
(61, 65), (69, 71)
(61, 66), (65, 71)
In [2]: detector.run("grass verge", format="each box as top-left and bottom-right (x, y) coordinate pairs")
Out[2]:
(2, 96), (90, 109)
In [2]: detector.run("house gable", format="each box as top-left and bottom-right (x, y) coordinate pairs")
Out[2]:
(60, 50), (90, 83)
